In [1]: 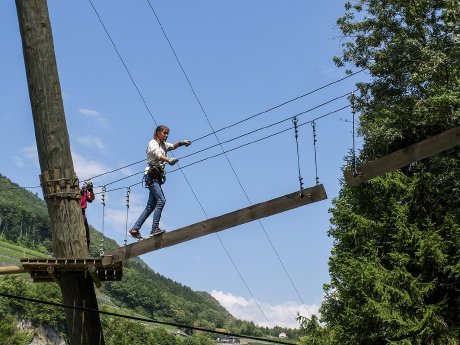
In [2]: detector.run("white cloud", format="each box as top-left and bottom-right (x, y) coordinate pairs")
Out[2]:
(78, 108), (110, 130)
(75, 135), (106, 152)
(14, 145), (39, 168)
(103, 192), (147, 234)
(105, 207), (130, 235)
(211, 290), (320, 329)
(72, 152), (108, 180)
(14, 156), (24, 167)
(78, 108), (101, 117)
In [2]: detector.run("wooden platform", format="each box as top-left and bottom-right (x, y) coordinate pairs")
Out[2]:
(102, 184), (327, 266)
(20, 258), (123, 288)
(345, 125), (460, 187)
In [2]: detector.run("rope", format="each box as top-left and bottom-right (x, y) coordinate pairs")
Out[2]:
(99, 186), (106, 257)
(190, 70), (364, 143)
(92, 105), (352, 196)
(82, 92), (354, 186)
(311, 121), (320, 185)
(124, 187), (130, 246)
(292, 117), (304, 197)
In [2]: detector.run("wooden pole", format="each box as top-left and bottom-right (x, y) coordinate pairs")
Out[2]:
(15, 1), (104, 343)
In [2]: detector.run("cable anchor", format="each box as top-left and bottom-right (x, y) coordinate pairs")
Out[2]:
(292, 117), (304, 197)
(99, 186), (106, 257)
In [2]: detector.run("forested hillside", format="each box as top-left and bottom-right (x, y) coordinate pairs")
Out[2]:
(0, 173), (302, 343)
(0, 174), (51, 252)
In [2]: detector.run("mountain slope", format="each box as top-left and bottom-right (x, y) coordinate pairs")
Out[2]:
(0, 173), (235, 329)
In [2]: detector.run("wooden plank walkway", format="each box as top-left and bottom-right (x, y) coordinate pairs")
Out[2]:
(344, 125), (460, 187)
(101, 184), (327, 266)
(19, 258), (122, 287)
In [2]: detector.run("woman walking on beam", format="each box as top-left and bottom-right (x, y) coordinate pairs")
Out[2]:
(129, 125), (191, 240)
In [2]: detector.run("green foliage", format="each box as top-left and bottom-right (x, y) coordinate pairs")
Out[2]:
(0, 174), (51, 252)
(0, 275), (66, 331)
(102, 258), (235, 329)
(0, 314), (34, 345)
(323, 1), (460, 344)
(298, 314), (332, 345)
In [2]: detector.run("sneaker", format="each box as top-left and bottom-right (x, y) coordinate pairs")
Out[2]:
(128, 229), (143, 240)
(149, 228), (166, 237)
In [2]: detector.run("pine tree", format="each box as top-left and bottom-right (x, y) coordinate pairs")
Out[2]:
(321, 1), (460, 344)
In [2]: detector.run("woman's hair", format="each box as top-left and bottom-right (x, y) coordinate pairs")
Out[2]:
(154, 125), (169, 139)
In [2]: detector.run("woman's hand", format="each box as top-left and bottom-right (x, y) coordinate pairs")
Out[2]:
(180, 140), (191, 147)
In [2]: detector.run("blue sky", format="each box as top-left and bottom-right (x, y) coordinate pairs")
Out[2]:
(1, 1), (365, 328)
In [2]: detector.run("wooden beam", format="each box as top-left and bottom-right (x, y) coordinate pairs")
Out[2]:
(102, 184), (327, 266)
(344, 126), (460, 187)
(0, 266), (25, 275)
(87, 264), (101, 289)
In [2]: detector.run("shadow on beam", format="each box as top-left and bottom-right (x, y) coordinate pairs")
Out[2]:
(102, 184), (327, 266)
(344, 125), (460, 187)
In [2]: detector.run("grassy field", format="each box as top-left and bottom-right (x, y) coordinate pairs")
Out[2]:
(0, 239), (48, 265)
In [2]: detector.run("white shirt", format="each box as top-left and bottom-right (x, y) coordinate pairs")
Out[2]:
(146, 139), (174, 170)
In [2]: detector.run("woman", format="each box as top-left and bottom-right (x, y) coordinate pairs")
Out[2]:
(129, 125), (191, 240)
(80, 181), (95, 249)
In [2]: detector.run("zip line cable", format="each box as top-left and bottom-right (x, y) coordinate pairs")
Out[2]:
(172, 106), (348, 169)
(0, 103), (349, 196)
(146, 1), (311, 320)
(0, 93), (347, 195)
(190, 69), (363, 143)
(0, 292), (295, 345)
(145, 0), (365, 144)
(83, 158), (145, 182)
(83, 90), (354, 184)
(82, 0), (363, 185)
(89, 0), (269, 324)
(93, 104), (350, 195)
(179, 91), (354, 160)
(0, 97), (351, 194)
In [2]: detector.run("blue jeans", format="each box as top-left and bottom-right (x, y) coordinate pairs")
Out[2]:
(132, 178), (166, 232)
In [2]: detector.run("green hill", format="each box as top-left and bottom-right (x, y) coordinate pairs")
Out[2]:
(0, 173), (301, 343)
(0, 173), (234, 324)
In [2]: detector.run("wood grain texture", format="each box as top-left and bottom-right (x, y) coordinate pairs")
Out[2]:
(344, 126), (460, 187)
(15, 1), (103, 343)
(102, 185), (327, 266)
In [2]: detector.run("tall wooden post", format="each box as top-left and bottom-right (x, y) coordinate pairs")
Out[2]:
(15, 1), (105, 344)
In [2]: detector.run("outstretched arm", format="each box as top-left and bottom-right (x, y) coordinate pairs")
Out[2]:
(172, 140), (191, 150)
